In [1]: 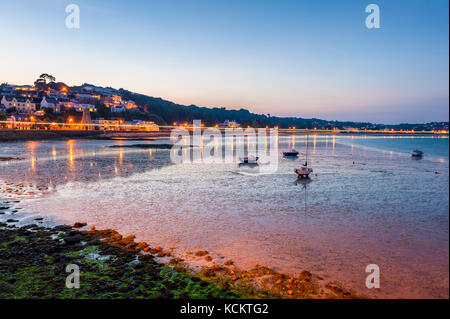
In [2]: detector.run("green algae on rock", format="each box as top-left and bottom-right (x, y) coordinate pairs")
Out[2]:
(0, 223), (236, 299)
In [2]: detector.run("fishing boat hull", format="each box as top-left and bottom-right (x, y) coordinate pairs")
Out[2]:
(283, 151), (299, 157)
(239, 156), (259, 164)
(295, 167), (313, 178)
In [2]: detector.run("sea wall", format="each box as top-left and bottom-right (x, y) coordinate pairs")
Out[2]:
(0, 129), (105, 141)
(0, 130), (170, 142)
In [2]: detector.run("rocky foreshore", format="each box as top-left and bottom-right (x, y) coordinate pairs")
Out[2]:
(0, 183), (361, 299)
(0, 222), (237, 299)
(0, 221), (362, 299)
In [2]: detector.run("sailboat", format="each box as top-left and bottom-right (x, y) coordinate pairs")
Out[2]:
(294, 134), (313, 178)
(239, 155), (259, 164)
(410, 150), (423, 157)
(283, 149), (299, 157)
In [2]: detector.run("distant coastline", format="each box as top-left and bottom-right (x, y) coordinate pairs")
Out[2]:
(0, 129), (447, 142)
(0, 128), (447, 143)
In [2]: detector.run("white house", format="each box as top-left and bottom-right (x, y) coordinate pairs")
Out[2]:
(40, 96), (60, 113)
(1, 96), (37, 113)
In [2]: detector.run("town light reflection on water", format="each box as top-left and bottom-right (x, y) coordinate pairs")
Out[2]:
(52, 146), (57, 161)
(68, 140), (75, 170)
(27, 141), (37, 171)
(313, 134), (317, 154)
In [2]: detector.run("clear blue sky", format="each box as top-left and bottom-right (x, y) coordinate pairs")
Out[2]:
(0, 0), (448, 124)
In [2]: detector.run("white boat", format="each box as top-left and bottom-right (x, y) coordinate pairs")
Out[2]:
(295, 135), (313, 179)
(239, 155), (259, 164)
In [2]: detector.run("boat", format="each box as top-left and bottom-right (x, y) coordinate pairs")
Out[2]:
(283, 149), (299, 157)
(411, 150), (423, 157)
(295, 135), (313, 179)
(239, 155), (259, 164)
(295, 165), (313, 178)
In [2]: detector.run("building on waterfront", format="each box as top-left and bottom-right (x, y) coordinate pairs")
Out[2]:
(103, 94), (138, 112)
(91, 119), (159, 131)
(81, 108), (93, 130)
(220, 120), (240, 128)
(92, 119), (122, 131)
(1, 96), (38, 113)
(48, 89), (68, 99)
(110, 105), (127, 113)
(124, 100), (138, 110)
(6, 115), (33, 129)
(80, 84), (116, 95)
(14, 85), (39, 98)
(0, 84), (39, 98)
(123, 120), (159, 131)
(74, 104), (97, 112)
(0, 84), (16, 96)
(103, 94), (123, 108)
(40, 96), (60, 113)
(75, 93), (101, 104)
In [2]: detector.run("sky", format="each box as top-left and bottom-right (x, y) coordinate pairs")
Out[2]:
(0, 0), (448, 124)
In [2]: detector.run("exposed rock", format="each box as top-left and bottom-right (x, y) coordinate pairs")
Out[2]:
(224, 260), (234, 266)
(299, 270), (312, 282)
(195, 250), (208, 257)
(64, 234), (83, 244)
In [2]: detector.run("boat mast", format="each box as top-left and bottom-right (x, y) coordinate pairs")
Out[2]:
(305, 133), (309, 166)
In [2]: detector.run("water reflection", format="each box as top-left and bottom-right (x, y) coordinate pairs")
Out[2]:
(295, 178), (312, 214)
(0, 140), (173, 188)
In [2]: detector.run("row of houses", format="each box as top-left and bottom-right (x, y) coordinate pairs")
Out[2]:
(75, 84), (138, 112)
(0, 83), (139, 114)
(1, 115), (159, 132)
(92, 119), (159, 131)
(0, 96), (61, 113)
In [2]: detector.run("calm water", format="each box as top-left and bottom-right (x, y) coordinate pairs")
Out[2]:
(0, 135), (448, 298)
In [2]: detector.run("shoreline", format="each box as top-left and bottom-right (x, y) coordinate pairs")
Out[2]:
(0, 130), (170, 142)
(0, 129), (446, 142)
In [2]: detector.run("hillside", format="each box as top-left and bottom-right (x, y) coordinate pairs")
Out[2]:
(114, 88), (448, 131)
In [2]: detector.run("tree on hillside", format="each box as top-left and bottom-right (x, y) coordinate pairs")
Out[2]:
(34, 73), (56, 91)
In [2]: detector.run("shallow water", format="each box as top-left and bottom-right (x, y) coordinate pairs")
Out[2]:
(0, 135), (448, 298)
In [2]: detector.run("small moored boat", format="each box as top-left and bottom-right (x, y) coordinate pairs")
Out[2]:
(283, 149), (299, 157)
(295, 135), (313, 179)
(295, 165), (313, 178)
(239, 155), (259, 164)
(411, 150), (423, 157)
